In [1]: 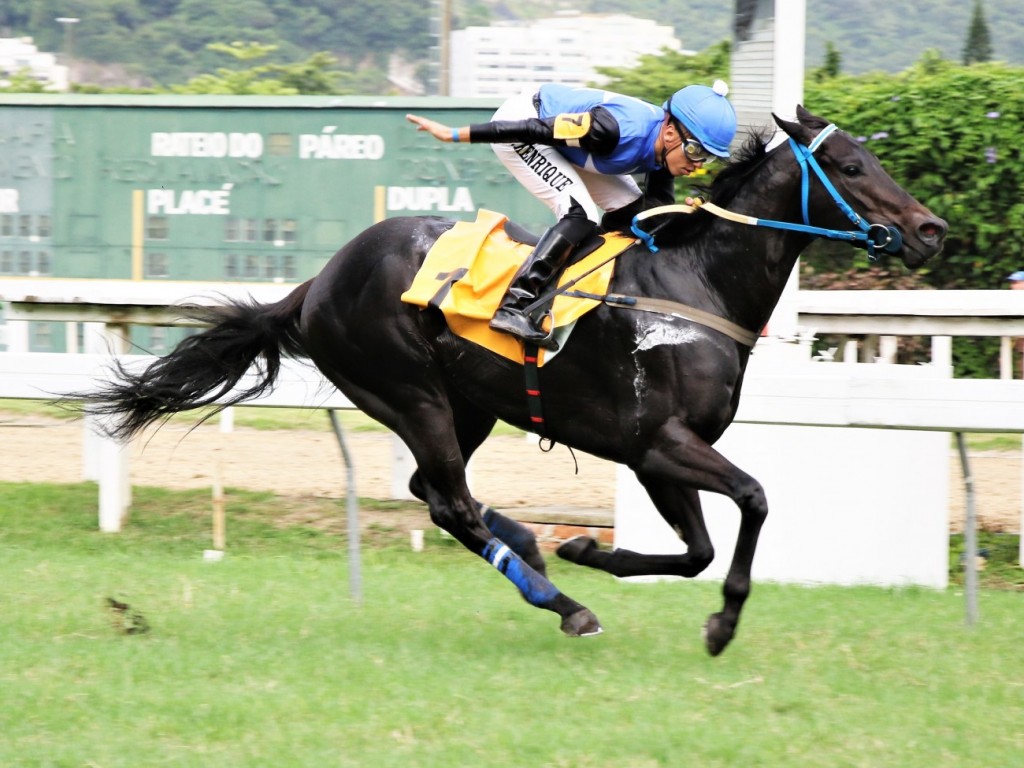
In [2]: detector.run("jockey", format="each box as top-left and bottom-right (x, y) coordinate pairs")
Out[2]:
(406, 80), (737, 349)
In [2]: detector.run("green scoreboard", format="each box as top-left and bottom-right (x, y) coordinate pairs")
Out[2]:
(0, 92), (552, 282)
(0, 93), (552, 350)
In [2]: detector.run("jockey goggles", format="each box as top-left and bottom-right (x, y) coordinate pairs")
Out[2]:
(681, 136), (715, 165)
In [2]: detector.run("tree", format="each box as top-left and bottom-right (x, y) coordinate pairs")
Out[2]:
(0, 68), (50, 93)
(169, 41), (346, 95)
(455, 1), (493, 28)
(595, 40), (731, 106)
(962, 0), (994, 65)
(812, 42), (842, 82)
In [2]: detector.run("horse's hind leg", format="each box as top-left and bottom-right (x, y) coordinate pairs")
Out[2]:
(406, 397), (547, 577)
(479, 505), (547, 577)
(409, 480), (548, 579)
(358, 376), (596, 635)
(405, 424), (599, 636)
(300, 274), (593, 634)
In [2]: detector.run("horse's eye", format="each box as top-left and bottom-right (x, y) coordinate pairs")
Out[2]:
(842, 164), (862, 177)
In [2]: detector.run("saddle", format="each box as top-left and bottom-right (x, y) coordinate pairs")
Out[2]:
(400, 209), (636, 366)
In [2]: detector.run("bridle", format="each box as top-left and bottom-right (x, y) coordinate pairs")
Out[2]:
(634, 123), (903, 261)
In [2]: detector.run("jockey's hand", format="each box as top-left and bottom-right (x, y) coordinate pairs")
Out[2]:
(406, 114), (457, 143)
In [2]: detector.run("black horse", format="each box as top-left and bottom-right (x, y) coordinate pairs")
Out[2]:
(83, 108), (946, 655)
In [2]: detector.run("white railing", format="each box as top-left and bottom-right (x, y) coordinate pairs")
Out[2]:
(796, 289), (1024, 376)
(2, 279), (1022, 589)
(615, 346), (1024, 594)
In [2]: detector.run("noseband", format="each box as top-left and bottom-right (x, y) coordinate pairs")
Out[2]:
(632, 123), (903, 260)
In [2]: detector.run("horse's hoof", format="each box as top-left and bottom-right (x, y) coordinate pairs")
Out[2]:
(556, 535), (598, 564)
(702, 612), (734, 657)
(560, 608), (603, 637)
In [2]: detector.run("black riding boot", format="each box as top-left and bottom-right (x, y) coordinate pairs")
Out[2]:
(490, 212), (593, 349)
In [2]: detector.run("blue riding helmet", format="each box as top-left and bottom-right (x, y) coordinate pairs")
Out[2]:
(663, 79), (737, 158)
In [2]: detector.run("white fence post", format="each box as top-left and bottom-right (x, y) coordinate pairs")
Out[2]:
(932, 335), (953, 375)
(65, 321), (79, 353)
(1000, 336), (1012, 379)
(97, 434), (130, 533)
(879, 335), (898, 363)
(82, 321), (132, 532)
(843, 338), (858, 362)
(5, 318), (28, 352)
(219, 406), (235, 433)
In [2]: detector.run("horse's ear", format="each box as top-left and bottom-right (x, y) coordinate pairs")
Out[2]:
(795, 105), (829, 130)
(773, 105), (830, 146)
(772, 110), (814, 145)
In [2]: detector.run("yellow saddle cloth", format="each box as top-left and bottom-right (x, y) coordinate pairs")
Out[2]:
(400, 209), (635, 365)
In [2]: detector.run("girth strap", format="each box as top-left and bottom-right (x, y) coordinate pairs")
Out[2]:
(565, 290), (759, 347)
(522, 343), (547, 434)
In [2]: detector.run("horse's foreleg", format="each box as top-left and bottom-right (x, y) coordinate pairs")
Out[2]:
(557, 481), (713, 578)
(634, 423), (767, 656)
(702, 477), (766, 656)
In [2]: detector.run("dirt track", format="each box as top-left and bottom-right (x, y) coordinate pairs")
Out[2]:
(1, 413), (1019, 534)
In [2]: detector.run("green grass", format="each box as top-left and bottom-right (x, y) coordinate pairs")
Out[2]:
(0, 397), (75, 420)
(951, 432), (1024, 452)
(0, 399), (526, 436)
(950, 531), (1024, 589)
(1, 482), (1022, 767)
(0, 398), (382, 432)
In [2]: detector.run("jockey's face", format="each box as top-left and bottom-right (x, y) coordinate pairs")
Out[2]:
(659, 118), (713, 176)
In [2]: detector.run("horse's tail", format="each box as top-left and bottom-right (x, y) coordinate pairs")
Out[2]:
(82, 279), (313, 441)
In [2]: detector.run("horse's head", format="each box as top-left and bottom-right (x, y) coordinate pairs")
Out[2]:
(773, 106), (946, 268)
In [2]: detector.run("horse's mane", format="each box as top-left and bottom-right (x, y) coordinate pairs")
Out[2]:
(708, 127), (774, 207)
(638, 127), (775, 247)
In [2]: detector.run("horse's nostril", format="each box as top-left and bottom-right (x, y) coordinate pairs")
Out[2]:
(918, 219), (947, 242)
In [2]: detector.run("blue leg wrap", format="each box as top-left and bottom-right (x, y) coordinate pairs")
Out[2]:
(482, 507), (536, 554)
(481, 538), (560, 607)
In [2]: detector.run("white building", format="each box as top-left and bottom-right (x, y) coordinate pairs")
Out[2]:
(0, 37), (69, 91)
(449, 12), (686, 99)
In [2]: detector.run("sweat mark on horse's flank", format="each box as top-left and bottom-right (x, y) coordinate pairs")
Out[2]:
(412, 230), (436, 252)
(631, 320), (700, 434)
(633, 318), (701, 351)
(631, 360), (648, 435)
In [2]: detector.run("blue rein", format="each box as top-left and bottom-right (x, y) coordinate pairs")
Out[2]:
(632, 123), (903, 260)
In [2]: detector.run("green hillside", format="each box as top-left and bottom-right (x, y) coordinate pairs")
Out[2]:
(1, 1), (1019, 88)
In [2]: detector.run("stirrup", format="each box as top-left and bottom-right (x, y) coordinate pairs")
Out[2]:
(530, 309), (558, 350)
(490, 308), (559, 350)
